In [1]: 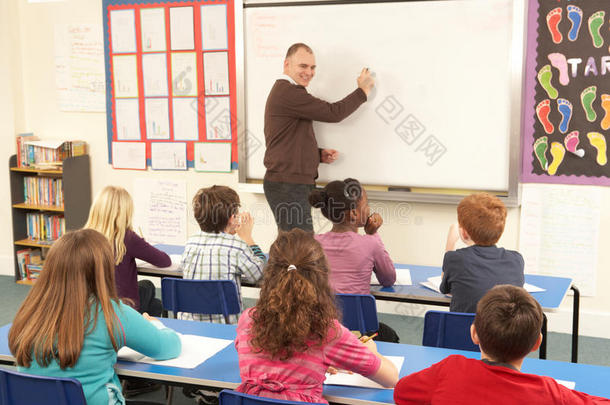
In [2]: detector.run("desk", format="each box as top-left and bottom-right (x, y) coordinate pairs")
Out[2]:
(140, 245), (579, 362)
(0, 319), (606, 403)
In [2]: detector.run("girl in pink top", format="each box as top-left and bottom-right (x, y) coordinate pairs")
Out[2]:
(309, 178), (396, 294)
(235, 229), (398, 404)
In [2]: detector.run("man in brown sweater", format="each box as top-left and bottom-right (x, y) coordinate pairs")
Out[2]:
(263, 43), (374, 232)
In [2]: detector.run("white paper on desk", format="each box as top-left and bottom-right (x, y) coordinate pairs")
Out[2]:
(555, 379), (576, 390)
(118, 334), (232, 369)
(324, 356), (404, 389)
(136, 254), (182, 272)
(524, 283), (545, 293)
(420, 276), (443, 294)
(371, 268), (411, 286)
(201, 5), (228, 50)
(170, 7), (195, 50)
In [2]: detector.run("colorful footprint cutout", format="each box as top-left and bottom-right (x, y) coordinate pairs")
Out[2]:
(567, 5), (583, 41)
(547, 8), (563, 44)
(564, 131), (585, 157)
(557, 98), (572, 134)
(534, 136), (549, 171)
(548, 53), (569, 86)
(581, 86), (597, 122)
(547, 142), (565, 176)
(536, 99), (554, 134)
(538, 65), (558, 99)
(588, 11), (605, 48)
(587, 132), (608, 166)
(601, 94), (610, 131)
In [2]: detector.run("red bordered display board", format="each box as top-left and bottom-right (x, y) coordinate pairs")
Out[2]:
(102, 0), (238, 171)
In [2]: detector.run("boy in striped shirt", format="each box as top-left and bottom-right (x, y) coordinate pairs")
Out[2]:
(179, 185), (265, 324)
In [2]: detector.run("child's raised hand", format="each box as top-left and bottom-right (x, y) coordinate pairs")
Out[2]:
(365, 213), (383, 235)
(445, 223), (460, 252)
(236, 212), (255, 245)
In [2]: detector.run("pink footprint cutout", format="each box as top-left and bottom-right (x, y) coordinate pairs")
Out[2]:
(547, 8), (563, 44)
(536, 99), (554, 134)
(548, 53), (569, 86)
(564, 131), (585, 157)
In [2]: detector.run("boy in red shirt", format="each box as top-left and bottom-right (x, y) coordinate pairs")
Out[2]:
(394, 285), (610, 404)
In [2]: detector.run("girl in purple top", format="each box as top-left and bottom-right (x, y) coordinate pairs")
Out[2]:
(85, 186), (170, 315)
(309, 178), (396, 295)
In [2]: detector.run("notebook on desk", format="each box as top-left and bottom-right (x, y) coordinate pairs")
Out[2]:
(419, 276), (546, 294)
(136, 254), (182, 272)
(371, 268), (412, 286)
(324, 356), (404, 389)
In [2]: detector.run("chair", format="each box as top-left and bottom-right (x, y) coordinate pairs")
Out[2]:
(422, 310), (479, 352)
(0, 367), (86, 405)
(219, 389), (315, 405)
(335, 293), (379, 335)
(161, 278), (241, 323)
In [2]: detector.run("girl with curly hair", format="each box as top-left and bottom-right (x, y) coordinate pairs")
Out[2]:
(234, 229), (398, 403)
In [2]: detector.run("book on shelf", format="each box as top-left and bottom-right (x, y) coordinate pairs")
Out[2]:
(26, 213), (65, 242)
(15, 136), (88, 169)
(23, 177), (64, 207)
(26, 263), (43, 280)
(16, 248), (42, 279)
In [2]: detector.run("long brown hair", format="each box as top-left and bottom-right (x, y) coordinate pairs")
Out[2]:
(9, 229), (121, 369)
(250, 229), (339, 359)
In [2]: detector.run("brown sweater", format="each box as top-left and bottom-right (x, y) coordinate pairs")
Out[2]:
(263, 79), (367, 184)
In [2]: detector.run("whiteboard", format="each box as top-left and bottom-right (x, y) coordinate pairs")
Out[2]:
(243, 0), (524, 192)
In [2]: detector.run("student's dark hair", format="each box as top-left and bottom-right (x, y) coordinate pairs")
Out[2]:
(192, 185), (240, 233)
(474, 285), (543, 363)
(457, 192), (507, 246)
(250, 229), (339, 360)
(309, 178), (363, 224)
(285, 43), (313, 59)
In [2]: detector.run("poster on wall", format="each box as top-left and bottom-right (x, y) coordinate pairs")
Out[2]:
(522, 0), (610, 185)
(102, 0), (238, 170)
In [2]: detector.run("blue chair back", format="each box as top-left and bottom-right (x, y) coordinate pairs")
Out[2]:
(0, 367), (86, 405)
(335, 293), (379, 335)
(219, 389), (314, 405)
(161, 278), (241, 323)
(422, 310), (479, 352)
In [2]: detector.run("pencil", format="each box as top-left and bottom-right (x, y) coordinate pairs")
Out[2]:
(360, 332), (378, 343)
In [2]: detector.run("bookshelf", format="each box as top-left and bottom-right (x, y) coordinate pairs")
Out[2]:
(9, 154), (91, 283)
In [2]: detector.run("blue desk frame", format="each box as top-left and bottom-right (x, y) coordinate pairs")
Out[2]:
(141, 245), (580, 362)
(0, 319), (604, 404)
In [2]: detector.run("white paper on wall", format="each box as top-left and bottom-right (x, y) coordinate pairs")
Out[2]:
(110, 9), (137, 53)
(115, 99), (141, 140)
(151, 142), (187, 170)
(133, 178), (188, 245)
(141, 8), (167, 52)
(194, 142), (231, 172)
(112, 55), (139, 98)
(201, 4), (228, 50)
(142, 53), (169, 97)
(203, 51), (230, 95)
(170, 6), (195, 50)
(171, 52), (197, 97)
(112, 142), (146, 170)
(145, 98), (171, 140)
(54, 24), (105, 112)
(518, 183), (601, 296)
(173, 98), (199, 140)
(205, 96), (231, 140)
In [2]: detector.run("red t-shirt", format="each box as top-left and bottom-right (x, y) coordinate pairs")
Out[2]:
(394, 355), (609, 405)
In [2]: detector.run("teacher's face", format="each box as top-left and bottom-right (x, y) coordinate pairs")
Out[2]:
(284, 48), (316, 87)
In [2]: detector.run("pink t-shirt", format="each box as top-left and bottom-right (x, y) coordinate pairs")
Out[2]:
(235, 308), (382, 404)
(315, 232), (396, 294)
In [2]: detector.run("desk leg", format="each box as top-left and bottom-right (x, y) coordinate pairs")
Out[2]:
(540, 314), (547, 359)
(571, 285), (580, 363)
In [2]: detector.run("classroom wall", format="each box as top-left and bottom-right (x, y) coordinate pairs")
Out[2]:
(2, 0), (610, 338)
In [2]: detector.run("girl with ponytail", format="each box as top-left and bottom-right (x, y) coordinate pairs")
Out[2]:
(235, 229), (398, 403)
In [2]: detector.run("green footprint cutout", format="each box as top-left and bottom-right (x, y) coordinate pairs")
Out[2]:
(534, 136), (549, 171)
(588, 11), (605, 48)
(581, 86), (597, 122)
(537, 65), (558, 99)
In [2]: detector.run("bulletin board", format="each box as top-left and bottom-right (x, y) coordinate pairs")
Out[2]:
(521, 0), (610, 184)
(102, 0), (238, 172)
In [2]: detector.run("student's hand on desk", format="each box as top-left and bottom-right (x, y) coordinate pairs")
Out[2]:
(142, 313), (158, 322)
(321, 149), (338, 164)
(357, 68), (375, 96)
(237, 212), (255, 245)
(365, 213), (383, 235)
(361, 336), (378, 353)
(327, 366), (353, 375)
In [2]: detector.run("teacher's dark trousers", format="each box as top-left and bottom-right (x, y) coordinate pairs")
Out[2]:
(264, 179), (315, 232)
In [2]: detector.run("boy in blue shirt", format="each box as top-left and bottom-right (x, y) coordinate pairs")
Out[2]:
(440, 192), (524, 313)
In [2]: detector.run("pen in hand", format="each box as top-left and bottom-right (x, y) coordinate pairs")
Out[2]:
(360, 332), (378, 344)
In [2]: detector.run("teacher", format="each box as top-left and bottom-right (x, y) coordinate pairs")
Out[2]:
(263, 43), (374, 232)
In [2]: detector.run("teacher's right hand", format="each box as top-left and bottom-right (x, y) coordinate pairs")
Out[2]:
(357, 68), (375, 96)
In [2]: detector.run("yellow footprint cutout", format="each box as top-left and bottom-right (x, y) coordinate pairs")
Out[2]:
(547, 142), (565, 175)
(587, 132), (608, 166)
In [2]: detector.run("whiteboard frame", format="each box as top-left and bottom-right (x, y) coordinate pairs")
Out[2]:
(237, 0), (525, 207)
